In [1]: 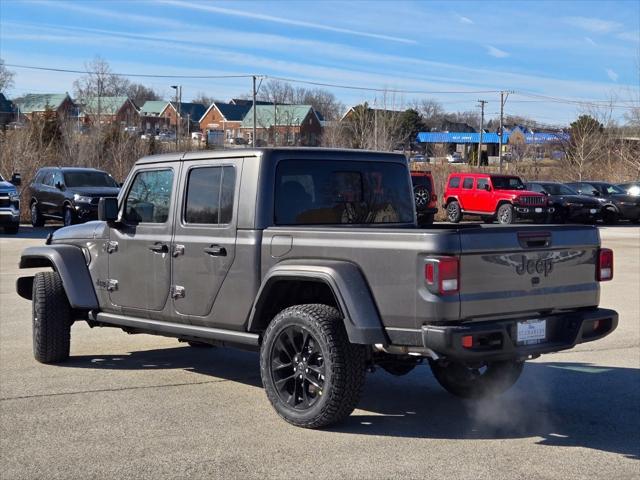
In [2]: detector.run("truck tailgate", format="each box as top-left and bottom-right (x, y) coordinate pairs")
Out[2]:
(458, 226), (600, 320)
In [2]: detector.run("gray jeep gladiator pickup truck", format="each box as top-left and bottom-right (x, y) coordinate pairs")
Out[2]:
(16, 148), (618, 428)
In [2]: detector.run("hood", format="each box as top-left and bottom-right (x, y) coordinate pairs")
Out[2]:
(498, 189), (544, 197)
(50, 221), (106, 242)
(608, 193), (640, 204)
(548, 194), (601, 206)
(68, 186), (120, 197)
(0, 180), (17, 194)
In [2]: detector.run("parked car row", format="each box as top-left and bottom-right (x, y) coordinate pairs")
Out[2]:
(410, 171), (640, 226)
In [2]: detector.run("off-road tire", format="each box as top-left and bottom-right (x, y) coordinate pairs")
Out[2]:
(4, 223), (19, 234)
(31, 202), (45, 227)
(497, 203), (515, 224)
(32, 271), (71, 363)
(260, 304), (367, 429)
(430, 359), (524, 399)
(446, 201), (462, 223)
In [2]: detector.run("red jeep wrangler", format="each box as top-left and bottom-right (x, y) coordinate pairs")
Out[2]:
(410, 170), (438, 226)
(443, 173), (552, 224)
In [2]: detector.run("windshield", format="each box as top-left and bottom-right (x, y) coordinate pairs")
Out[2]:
(492, 176), (525, 190)
(600, 183), (625, 194)
(541, 183), (576, 195)
(63, 171), (118, 188)
(275, 160), (414, 225)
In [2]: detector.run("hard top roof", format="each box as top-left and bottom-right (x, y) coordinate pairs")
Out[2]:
(135, 147), (407, 165)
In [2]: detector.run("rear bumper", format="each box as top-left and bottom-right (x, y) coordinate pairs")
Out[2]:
(422, 307), (618, 362)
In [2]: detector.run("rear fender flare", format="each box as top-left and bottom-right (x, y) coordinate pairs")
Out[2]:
(248, 260), (387, 345)
(18, 245), (98, 309)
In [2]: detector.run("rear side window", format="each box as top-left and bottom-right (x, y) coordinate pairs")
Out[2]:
(275, 160), (413, 225)
(184, 166), (236, 225)
(476, 178), (489, 190)
(462, 178), (474, 189)
(124, 169), (174, 223)
(448, 176), (460, 188)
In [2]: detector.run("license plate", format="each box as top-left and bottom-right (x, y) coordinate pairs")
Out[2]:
(590, 209), (597, 214)
(535, 207), (542, 213)
(517, 319), (546, 345)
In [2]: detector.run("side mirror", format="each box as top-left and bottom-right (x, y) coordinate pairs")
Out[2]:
(484, 184), (491, 191)
(98, 197), (119, 223)
(55, 181), (65, 191)
(592, 190), (600, 197)
(541, 190), (549, 196)
(10, 173), (21, 186)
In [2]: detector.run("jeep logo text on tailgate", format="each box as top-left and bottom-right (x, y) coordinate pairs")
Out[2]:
(515, 256), (553, 276)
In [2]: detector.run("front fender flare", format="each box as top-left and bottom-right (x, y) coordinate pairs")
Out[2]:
(18, 245), (99, 309)
(249, 260), (387, 345)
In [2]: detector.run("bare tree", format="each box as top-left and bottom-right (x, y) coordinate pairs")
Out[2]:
(0, 59), (15, 92)
(127, 83), (160, 107)
(192, 92), (218, 106)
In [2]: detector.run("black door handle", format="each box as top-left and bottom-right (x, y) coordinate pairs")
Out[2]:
(148, 243), (169, 253)
(204, 245), (227, 256)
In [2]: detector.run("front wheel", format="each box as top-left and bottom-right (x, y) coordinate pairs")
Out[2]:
(31, 202), (45, 227)
(446, 201), (462, 223)
(63, 206), (75, 227)
(32, 272), (72, 363)
(430, 359), (524, 399)
(260, 304), (366, 428)
(497, 203), (515, 224)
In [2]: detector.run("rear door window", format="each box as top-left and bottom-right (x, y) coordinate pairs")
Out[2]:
(275, 160), (413, 225)
(476, 178), (489, 190)
(184, 166), (236, 225)
(462, 177), (474, 189)
(448, 176), (460, 188)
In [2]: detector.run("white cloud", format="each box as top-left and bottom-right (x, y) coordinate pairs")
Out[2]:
(157, 0), (417, 44)
(606, 68), (619, 82)
(616, 31), (640, 43)
(584, 36), (597, 46)
(564, 16), (622, 33)
(486, 45), (509, 58)
(457, 15), (474, 25)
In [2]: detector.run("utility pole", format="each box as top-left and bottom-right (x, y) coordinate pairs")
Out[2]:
(498, 91), (511, 173)
(374, 97), (378, 150)
(477, 99), (487, 166)
(252, 75), (257, 146)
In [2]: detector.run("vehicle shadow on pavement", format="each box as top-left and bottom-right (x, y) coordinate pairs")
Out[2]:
(336, 361), (639, 459)
(63, 346), (264, 388)
(62, 347), (639, 459)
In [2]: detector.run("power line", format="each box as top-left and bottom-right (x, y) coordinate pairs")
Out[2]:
(5, 63), (256, 80)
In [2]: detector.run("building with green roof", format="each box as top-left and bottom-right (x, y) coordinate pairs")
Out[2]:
(78, 96), (139, 127)
(14, 93), (76, 120)
(240, 104), (321, 146)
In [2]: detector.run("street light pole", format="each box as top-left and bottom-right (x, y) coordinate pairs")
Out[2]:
(498, 90), (511, 173)
(477, 99), (487, 166)
(171, 85), (181, 149)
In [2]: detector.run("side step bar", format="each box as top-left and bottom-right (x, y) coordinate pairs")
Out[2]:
(93, 312), (260, 346)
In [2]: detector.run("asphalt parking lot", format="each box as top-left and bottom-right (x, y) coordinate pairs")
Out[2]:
(1, 225), (638, 479)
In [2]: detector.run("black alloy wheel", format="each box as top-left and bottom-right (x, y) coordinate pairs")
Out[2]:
(269, 325), (326, 411)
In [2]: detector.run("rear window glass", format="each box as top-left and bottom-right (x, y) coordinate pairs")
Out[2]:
(492, 176), (525, 190)
(64, 171), (118, 188)
(462, 178), (474, 189)
(275, 160), (414, 225)
(448, 177), (460, 188)
(411, 175), (433, 191)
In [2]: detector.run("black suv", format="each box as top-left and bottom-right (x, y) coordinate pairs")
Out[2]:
(525, 181), (601, 223)
(566, 181), (640, 224)
(29, 167), (120, 227)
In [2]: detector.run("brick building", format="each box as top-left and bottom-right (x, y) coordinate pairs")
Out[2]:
(160, 102), (207, 135)
(199, 102), (252, 143)
(240, 104), (322, 146)
(79, 96), (139, 127)
(14, 93), (77, 121)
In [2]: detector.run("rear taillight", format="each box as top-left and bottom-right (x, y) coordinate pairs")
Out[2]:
(597, 248), (613, 281)
(425, 256), (460, 294)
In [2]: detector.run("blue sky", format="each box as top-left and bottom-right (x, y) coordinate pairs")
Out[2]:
(1, 0), (638, 125)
